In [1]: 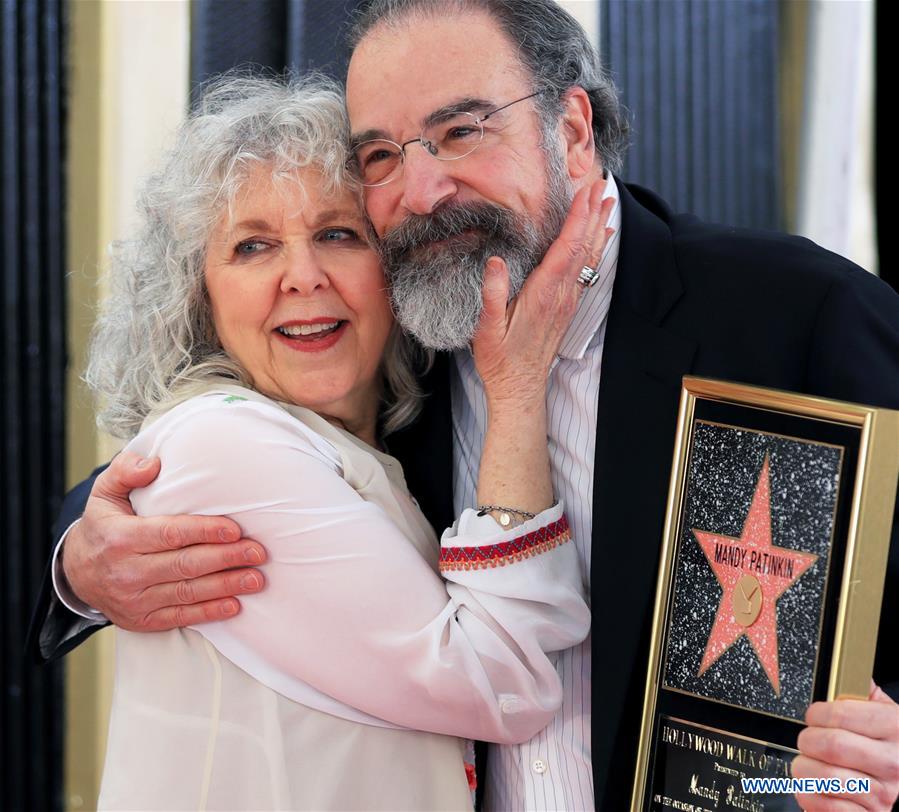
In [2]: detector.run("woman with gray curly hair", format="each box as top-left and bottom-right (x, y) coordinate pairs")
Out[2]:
(91, 73), (611, 810)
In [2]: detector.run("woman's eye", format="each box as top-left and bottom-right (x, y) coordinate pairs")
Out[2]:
(235, 239), (270, 256)
(319, 228), (360, 243)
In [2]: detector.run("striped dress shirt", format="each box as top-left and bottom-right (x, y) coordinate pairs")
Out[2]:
(451, 177), (622, 811)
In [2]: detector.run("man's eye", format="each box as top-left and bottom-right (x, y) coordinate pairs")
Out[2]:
(355, 142), (399, 166)
(445, 126), (479, 141)
(363, 148), (395, 166)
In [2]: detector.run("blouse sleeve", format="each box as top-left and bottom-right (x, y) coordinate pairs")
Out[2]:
(128, 397), (590, 744)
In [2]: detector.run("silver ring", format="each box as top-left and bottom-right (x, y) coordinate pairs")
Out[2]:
(577, 265), (600, 288)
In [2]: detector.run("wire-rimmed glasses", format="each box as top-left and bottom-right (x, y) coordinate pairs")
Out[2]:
(350, 90), (544, 188)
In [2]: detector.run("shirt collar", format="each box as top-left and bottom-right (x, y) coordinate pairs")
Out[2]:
(555, 174), (622, 360)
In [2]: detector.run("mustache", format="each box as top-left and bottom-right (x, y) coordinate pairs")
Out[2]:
(377, 201), (520, 264)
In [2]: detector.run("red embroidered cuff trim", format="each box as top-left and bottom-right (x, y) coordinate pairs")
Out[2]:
(439, 516), (571, 572)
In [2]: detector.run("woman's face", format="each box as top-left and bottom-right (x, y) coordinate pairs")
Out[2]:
(205, 165), (393, 429)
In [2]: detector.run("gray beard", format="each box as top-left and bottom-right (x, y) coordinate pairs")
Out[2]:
(377, 154), (574, 350)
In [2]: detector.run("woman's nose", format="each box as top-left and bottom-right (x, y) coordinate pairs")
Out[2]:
(279, 245), (330, 295)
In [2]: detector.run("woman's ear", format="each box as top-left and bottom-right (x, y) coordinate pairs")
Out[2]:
(560, 87), (596, 180)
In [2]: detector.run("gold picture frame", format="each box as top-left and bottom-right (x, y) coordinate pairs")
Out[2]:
(631, 377), (899, 811)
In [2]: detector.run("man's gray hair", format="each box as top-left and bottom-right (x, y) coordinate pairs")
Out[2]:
(86, 73), (430, 439)
(347, 0), (629, 174)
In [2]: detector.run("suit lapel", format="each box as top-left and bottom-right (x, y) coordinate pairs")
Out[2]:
(591, 183), (697, 806)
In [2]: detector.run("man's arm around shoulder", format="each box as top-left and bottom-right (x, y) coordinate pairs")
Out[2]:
(26, 453), (266, 664)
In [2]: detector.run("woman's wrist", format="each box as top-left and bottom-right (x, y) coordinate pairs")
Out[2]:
(481, 369), (548, 410)
(479, 396), (553, 529)
(486, 392), (546, 423)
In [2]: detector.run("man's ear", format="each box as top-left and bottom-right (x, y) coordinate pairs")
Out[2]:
(560, 87), (596, 179)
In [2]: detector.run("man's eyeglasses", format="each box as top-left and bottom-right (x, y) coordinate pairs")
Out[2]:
(349, 90), (544, 188)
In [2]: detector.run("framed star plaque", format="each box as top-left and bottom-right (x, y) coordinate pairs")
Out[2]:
(631, 378), (899, 812)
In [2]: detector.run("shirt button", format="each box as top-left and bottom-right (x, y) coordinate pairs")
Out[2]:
(500, 697), (520, 714)
(531, 759), (548, 775)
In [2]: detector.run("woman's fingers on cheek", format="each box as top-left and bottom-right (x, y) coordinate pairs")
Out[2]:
(576, 184), (601, 254)
(586, 222), (613, 270)
(583, 198), (615, 272)
(544, 185), (603, 283)
(597, 195), (615, 234)
(546, 181), (614, 292)
(555, 187), (592, 260)
(588, 179), (609, 222)
(473, 258), (510, 355)
(580, 179), (605, 240)
(481, 258), (509, 312)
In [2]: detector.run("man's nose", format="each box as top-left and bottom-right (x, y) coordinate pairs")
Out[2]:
(399, 144), (458, 215)
(280, 245), (330, 295)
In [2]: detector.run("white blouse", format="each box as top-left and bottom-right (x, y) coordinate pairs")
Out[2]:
(98, 385), (590, 811)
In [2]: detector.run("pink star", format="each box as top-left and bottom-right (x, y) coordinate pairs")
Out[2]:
(694, 454), (818, 695)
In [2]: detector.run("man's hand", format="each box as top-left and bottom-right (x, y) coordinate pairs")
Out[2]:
(793, 682), (899, 810)
(62, 451), (266, 631)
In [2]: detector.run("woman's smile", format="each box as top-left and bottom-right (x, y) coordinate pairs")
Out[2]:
(274, 318), (349, 352)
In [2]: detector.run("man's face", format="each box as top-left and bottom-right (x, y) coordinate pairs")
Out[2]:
(346, 11), (573, 349)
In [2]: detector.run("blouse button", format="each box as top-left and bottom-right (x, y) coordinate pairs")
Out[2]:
(531, 759), (548, 775)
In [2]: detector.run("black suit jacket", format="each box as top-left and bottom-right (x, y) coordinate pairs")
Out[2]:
(30, 181), (899, 811)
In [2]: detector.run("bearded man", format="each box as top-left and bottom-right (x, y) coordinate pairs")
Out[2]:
(32, 1), (899, 810)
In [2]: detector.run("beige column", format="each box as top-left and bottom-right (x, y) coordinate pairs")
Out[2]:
(794, 0), (877, 273)
(558, 0), (600, 45)
(65, 1), (189, 809)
